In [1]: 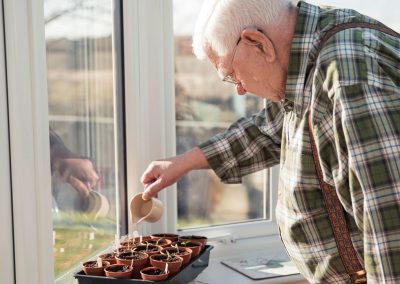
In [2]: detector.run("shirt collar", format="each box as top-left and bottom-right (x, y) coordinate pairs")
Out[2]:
(284, 1), (320, 115)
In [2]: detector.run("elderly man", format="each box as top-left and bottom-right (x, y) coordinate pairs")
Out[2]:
(141, 0), (400, 283)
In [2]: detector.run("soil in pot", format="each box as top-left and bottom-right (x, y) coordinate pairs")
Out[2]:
(179, 235), (208, 250)
(104, 264), (133, 279)
(150, 254), (183, 275)
(116, 251), (149, 279)
(144, 238), (172, 248)
(140, 266), (170, 281)
(99, 252), (117, 264)
(113, 246), (131, 254)
(161, 247), (192, 266)
(82, 260), (110, 276)
(121, 236), (152, 247)
(135, 244), (162, 256)
(151, 233), (179, 242)
(173, 241), (202, 259)
(134, 244), (162, 266)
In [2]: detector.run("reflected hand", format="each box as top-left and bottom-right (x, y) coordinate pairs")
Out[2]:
(55, 158), (100, 198)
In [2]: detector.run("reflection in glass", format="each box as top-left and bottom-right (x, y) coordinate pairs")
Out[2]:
(45, 0), (122, 282)
(173, 2), (269, 229)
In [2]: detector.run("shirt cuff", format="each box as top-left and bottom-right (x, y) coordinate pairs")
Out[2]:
(198, 135), (242, 184)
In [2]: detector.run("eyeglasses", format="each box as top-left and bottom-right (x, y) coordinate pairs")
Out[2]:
(219, 37), (242, 84)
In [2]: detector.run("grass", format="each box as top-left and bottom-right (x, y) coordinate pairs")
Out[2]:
(53, 211), (116, 278)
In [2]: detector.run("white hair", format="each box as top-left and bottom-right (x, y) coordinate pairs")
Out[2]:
(192, 0), (292, 60)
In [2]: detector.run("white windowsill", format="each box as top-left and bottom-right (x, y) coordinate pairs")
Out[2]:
(194, 234), (308, 284)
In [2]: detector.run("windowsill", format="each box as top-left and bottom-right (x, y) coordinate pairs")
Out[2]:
(194, 234), (308, 284)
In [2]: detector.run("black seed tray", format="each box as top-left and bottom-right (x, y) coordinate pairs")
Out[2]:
(74, 245), (213, 284)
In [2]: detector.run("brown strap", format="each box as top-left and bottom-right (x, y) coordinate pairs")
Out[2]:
(313, 22), (400, 59)
(308, 120), (367, 283)
(307, 21), (399, 284)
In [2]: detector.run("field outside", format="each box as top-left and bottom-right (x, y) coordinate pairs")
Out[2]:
(53, 212), (116, 278)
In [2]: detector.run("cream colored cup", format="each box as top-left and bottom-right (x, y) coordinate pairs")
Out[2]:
(84, 191), (110, 218)
(129, 193), (164, 224)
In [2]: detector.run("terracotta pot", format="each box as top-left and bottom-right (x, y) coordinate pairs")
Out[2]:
(99, 252), (116, 265)
(120, 236), (152, 247)
(82, 260), (110, 276)
(150, 254), (183, 275)
(134, 244), (162, 266)
(151, 233), (179, 242)
(161, 247), (192, 266)
(134, 244), (163, 257)
(113, 246), (132, 254)
(104, 264), (133, 279)
(172, 241), (202, 259)
(140, 266), (170, 281)
(179, 235), (208, 250)
(116, 251), (149, 279)
(144, 238), (172, 248)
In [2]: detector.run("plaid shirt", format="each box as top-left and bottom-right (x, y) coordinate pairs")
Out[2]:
(199, 1), (400, 283)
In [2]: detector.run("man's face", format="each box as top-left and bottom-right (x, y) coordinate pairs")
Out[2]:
(207, 30), (286, 102)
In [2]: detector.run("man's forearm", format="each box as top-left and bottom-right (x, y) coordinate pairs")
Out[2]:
(180, 147), (210, 172)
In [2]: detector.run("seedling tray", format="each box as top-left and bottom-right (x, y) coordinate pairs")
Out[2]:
(74, 245), (213, 284)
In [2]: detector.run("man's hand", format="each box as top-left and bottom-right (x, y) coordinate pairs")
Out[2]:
(55, 158), (100, 198)
(140, 147), (210, 200)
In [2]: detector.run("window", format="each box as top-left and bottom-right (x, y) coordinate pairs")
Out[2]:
(171, 0), (400, 239)
(4, 0), (399, 283)
(44, 0), (125, 282)
(173, 0), (272, 233)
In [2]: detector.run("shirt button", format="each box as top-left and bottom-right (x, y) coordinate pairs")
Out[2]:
(283, 99), (294, 112)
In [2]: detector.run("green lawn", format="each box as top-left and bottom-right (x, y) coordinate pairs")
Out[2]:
(53, 212), (116, 278)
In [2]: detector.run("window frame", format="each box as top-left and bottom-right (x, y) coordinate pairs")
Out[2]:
(3, 0), (54, 283)
(123, 0), (281, 242)
(123, 0), (177, 236)
(0, 1), (15, 283)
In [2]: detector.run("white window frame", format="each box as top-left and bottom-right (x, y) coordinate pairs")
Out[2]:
(123, 0), (281, 244)
(123, 0), (178, 236)
(3, 0), (54, 283)
(0, 1), (15, 283)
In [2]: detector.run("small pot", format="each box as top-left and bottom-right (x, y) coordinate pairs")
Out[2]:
(120, 236), (152, 247)
(179, 235), (208, 250)
(172, 241), (202, 259)
(140, 266), (170, 281)
(151, 233), (179, 242)
(113, 246), (132, 254)
(99, 252), (116, 265)
(116, 251), (149, 279)
(104, 264), (133, 279)
(134, 244), (163, 257)
(150, 254), (183, 275)
(143, 238), (172, 248)
(82, 260), (110, 276)
(161, 247), (192, 266)
(134, 244), (162, 266)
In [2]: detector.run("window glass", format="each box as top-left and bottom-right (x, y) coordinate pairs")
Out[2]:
(44, 0), (124, 282)
(173, 0), (269, 229)
(173, 0), (400, 231)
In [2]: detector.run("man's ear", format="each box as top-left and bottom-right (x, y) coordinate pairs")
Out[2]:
(241, 29), (276, 63)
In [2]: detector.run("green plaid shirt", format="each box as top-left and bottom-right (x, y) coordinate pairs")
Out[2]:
(199, 1), (400, 283)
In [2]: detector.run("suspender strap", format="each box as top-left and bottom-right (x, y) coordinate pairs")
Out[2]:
(308, 123), (367, 283)
(308, 21), (399, 284)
